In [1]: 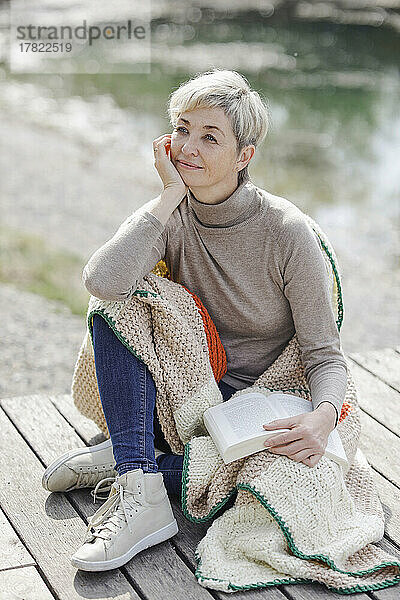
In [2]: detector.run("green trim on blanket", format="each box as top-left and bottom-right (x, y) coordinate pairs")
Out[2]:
(86, 286), (163, 363)
(181, 441), (239, 524)
(260, 386), (311, 396)
(194, 548), (311, 591)
(87, 308), (146, 364)
(236, 484), (400, 584)
(195, 544), (400, 595)
(314, 230), (344, 332)
(132, 289), (159, 298)
(182, 443), (400, 593)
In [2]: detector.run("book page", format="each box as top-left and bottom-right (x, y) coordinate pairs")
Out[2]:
(326, 428), (347, 460)
(220, 393), (296, 441)
(269, 392), (313, 416)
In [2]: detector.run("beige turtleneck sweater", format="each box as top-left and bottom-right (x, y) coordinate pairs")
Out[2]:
(82, 173), (348, 426)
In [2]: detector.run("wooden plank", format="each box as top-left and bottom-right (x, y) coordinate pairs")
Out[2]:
(349, 359), (400, 436)
(372, 537), (400, 600)
(53, 394), (373, 600)
(0, 395), (214, 600)
(369, 540), (400, 600)
(370, 470), (400, 545)
(0, 565), (55, 599)
(346, 358), (400, 544)
(359, 409), (400, 492)
(0, 402), (141, 600)
(370, 573), (400, 599)
(50, 393), (103, 444)
(350, 349), (400, 393)
(0, 507), (35, 571)
(374, 537), (400, 561)
(371, 588), (400, 600)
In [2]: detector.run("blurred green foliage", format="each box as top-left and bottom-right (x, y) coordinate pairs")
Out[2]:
(0, 225), (89, 316)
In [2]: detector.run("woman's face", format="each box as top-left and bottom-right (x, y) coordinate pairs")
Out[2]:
(170, 106), (244, 189)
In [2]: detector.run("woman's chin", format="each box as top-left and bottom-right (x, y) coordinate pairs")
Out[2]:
(179, 170), (204, 184)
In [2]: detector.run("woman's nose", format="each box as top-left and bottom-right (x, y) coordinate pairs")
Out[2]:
(182, 139), (199, 155)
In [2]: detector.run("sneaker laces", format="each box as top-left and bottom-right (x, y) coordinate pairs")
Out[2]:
(75, 468), (116, 492)
(85, 476), (144, 542)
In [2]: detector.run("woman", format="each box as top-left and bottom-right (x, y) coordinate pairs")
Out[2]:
(43, 69), (347, 571)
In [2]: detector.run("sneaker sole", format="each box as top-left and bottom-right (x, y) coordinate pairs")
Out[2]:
(42, 438), (113, 492)
(71, 519), (179, 571)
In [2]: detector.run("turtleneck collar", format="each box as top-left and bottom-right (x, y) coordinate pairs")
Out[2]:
(186, 171), (258, 228)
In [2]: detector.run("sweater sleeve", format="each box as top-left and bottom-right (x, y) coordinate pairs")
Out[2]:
(82, 209), (168, 301)
(279, 215), (347, 428)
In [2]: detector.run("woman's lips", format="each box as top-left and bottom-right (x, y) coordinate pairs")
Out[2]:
(177, 160), (203, 170)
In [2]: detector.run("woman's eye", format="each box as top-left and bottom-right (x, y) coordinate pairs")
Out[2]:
(174, 126), (217, 142)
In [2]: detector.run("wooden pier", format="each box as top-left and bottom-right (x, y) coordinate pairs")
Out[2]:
(1, 347), (399, 600)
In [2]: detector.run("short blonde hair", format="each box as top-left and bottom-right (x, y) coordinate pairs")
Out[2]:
(167, 68), (271, 184)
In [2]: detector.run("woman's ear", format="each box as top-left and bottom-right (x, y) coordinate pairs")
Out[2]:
(236, 145), (255, 172)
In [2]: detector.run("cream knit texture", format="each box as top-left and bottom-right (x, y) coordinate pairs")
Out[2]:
(71, 218), (400, 594)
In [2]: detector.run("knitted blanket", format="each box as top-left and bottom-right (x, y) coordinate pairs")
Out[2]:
(71, 217), (400, 594)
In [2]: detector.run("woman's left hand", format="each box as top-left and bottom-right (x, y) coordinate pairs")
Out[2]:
(262, 403), (337, 468)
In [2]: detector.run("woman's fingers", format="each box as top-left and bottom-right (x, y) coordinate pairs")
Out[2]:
(153, 134), (172, 154)
(153, 133), (171, 144)
(302, 454), (323, 467)
(152, 133), (188, 194)
(266, 440), (318, 462)
(290, 448), (316, 462)
(153, 136), (173, 164)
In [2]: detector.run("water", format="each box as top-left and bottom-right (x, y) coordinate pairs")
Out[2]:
(0, 3), (399, 350)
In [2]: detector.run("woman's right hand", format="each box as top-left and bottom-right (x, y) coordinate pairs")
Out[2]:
(153, 134), (188, 197)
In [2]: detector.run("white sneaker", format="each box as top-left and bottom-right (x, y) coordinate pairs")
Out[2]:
(42, 438), (165, 493)
(70, 469), (178, 571)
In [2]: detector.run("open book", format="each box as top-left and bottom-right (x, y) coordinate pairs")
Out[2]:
(203, 390), (348, 470)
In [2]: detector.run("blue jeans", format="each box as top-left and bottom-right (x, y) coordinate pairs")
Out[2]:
(91, 313), (237, 499)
